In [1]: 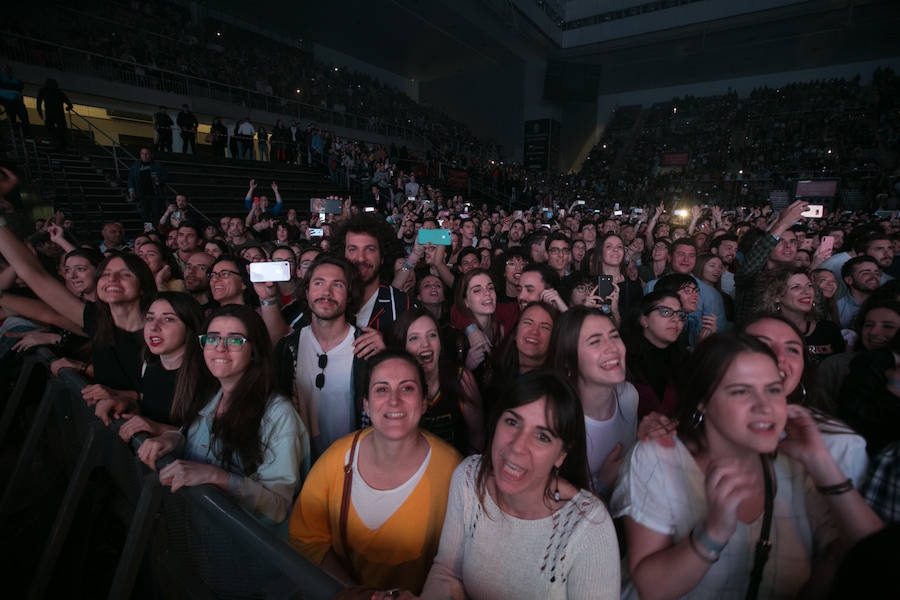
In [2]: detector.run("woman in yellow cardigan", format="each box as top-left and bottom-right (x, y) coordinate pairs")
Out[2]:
(289, 350), (462, 594)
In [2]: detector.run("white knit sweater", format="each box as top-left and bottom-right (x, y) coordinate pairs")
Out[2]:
(421, 455), (621, 600)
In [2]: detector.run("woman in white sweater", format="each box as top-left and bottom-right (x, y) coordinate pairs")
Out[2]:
(417, 370), (620, 600)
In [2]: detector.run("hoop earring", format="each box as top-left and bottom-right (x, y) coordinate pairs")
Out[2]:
(689, 409), (704, 429)
(800, 382), (808, 402)
(552, 466), (561, 502)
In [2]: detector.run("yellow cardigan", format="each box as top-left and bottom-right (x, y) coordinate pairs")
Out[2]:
(289, 428), (461, 593)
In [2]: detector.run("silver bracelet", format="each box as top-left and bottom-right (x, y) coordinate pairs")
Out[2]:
(259, 298), (279, 307)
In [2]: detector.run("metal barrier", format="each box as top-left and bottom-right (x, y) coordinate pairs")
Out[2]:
(1, 348), (344, 599)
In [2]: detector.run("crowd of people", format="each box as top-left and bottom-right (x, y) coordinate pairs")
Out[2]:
(471, 69), (900, 218)
(2, 144), (900, 597)
(3, 0), (497, 161)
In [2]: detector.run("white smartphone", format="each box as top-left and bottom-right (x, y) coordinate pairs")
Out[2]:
(308, 228), (324, 237)
(364, 206), (375, 213)
(801, 204), (824, 218)
(249, 261), (292, 283)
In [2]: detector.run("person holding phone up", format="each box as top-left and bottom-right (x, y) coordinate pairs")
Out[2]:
(588, 233), (644, 325)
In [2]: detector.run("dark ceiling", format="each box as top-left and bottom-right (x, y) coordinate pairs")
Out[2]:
(209, 0), (534, 82)
(208, 0), (900, 91)
(558, 0), (900, 94)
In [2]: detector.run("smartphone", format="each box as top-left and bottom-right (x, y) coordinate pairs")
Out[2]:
(614, 210), (623, 216)
(614, 203), (620, 210)
(249, 261), (292, 283)
(459, 213), (469, 219)
(310, 198), (343, 215)
(597, 275), (614, 300)
(632, 208), (643, 214)
(364, 206), (375, 213)
(418, 229), (452, 245)
(801, 204), (824, 218)
(576, 200), (585, 205)
(308, 228), (324, 237)
(819, 235), (835, 255)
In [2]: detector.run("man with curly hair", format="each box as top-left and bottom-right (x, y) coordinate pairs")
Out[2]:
(331, 213), (417, 348)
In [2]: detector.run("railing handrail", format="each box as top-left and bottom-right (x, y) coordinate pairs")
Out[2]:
(65, 109), (217, 225)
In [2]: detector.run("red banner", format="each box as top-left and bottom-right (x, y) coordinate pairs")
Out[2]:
(447, 168), (469, 189)
(661, 153), (689, 166)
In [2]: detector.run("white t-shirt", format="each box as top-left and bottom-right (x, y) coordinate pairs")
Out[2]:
(296, 325), (356, 459)
(584, 382), (639, 496)
(611, 437), (838, 600)
(357, 288), (378, 329)
(350, 444), (431, 530)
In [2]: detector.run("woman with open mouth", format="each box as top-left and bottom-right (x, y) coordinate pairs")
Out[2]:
(755, 266), (844, 364)
(551, 305), (639, 500)
(115, 291), (204, 441)
(419, 370), (620, 599)
(612, 333), (882, 600)
(290, 350), (461, 595)
(390, 308), (484, 455)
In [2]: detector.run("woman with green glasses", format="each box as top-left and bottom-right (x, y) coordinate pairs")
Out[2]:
(137, 304), (309, 524)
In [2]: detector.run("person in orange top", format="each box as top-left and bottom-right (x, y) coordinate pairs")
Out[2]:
(289, 350), (461, 594)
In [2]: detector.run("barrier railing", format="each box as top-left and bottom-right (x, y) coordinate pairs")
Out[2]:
(0, 347), (344, 599)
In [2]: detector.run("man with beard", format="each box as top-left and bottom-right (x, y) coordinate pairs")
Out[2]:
(273, 255), (371, 460)
(506, 219), (526, 248)
(398, 218), (416, 254)
(333, 214), (415, 342)
(709, 234), (738, 298)
(183, 252), (214, 310)
(838, 256), (882, 328)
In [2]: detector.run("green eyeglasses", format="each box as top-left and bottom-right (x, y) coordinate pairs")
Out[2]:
(198, 334), (249, 350)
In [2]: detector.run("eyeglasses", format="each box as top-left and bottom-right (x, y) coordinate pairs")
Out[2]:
(208, 270), (241, 280)
(679, 285), (699, 295)
(198, 334), (249, 349)
(648, 306), (688, 321)
(505, 260), (526, 268)
(573, 284), (592, 293)
(315, 353), (327, 390)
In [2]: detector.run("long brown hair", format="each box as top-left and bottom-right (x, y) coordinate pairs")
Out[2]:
(92, 252), (157, 348)
(453, 268), (501, 345)
(674, 333), (778, 451)
(175, 305), (275, 475)
(476, 370), (591, 510)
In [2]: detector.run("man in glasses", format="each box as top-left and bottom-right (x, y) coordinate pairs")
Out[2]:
(274, 254), (373, 460)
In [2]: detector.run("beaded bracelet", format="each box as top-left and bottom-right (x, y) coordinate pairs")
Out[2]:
(816, 478), (854, 496)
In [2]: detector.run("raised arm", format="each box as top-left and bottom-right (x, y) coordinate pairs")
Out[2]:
(0, 292), (85, 335)
(244, 179), (257, 211)
(0, 171), (86, 328)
